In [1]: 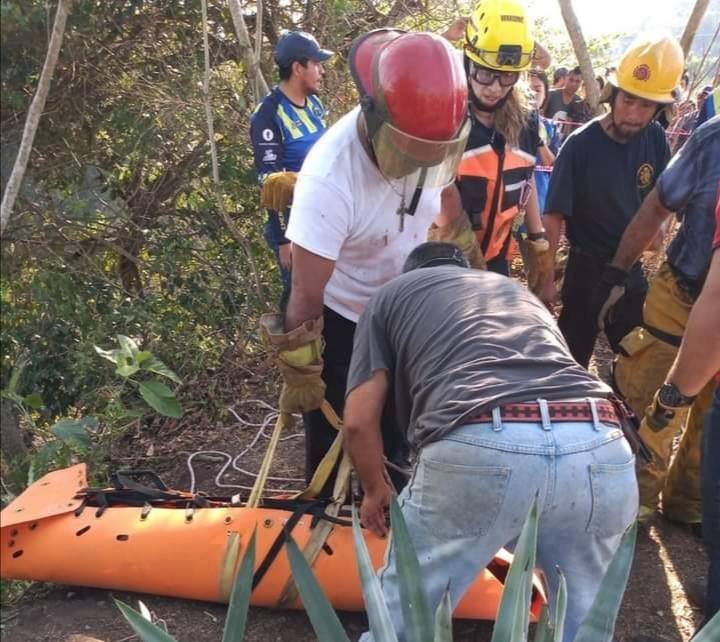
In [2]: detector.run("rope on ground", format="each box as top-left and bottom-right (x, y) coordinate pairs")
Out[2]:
(186, 400), (305, 495)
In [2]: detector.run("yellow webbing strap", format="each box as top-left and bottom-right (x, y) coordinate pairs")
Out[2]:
(246, 411), (292, 508)
(277, 450), (353, 608)
(293, 399), (344, 501)
(247, 399), (345, 507)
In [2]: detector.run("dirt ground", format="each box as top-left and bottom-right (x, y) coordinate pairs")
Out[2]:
(0, 260), (709, 642)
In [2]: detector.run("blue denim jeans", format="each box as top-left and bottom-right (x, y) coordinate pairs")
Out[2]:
(702, 387), (720, 622)
(360, 400), (638, 642)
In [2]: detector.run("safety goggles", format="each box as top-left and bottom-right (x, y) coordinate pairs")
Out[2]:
(470, 63), (520, 88)
(372, 117), (471, 187)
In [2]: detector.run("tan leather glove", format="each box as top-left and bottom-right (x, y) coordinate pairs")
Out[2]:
(260, 172), (298, 212)
(259, 313), (325, 413)
(523, 238), (554, 293)
(427, 215), (486, 270)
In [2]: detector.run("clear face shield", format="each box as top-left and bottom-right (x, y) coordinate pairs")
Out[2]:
(371, 117), (471, 187)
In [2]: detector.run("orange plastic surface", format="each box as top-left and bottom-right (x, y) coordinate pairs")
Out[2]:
(1, 469), (546, 620)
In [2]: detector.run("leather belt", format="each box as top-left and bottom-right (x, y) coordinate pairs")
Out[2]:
(463, 399), (620, 428)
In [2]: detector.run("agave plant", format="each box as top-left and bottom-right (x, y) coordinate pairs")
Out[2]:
(115, 502), (720, 642)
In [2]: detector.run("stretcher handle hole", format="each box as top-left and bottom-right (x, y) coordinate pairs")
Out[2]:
(12, 550), (23, 558)
(76, 526), (91, 536)
(116, 534), (130, 541)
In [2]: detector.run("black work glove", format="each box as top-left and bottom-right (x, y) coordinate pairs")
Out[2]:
(589, 265), (628, 331)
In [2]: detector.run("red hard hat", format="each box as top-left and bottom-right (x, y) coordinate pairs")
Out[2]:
(350, 31), (468, 141)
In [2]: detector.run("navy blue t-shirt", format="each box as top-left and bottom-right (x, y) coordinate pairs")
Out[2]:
(544, 118), (670, 258)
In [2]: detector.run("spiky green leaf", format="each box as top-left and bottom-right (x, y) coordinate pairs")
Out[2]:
(553, 569), (567, 642)
(389, 495), (433, 642)
(351, 505), (398, 642)
(221, 528), (257, 642)
(115, 599), (178, 642)
(691, 611), (720, 642)
(285, 535), (352, 642)
(490, 496), (539, 642)
(573, 521), (637, 642)
(433, 585), (453, 642)
(533, 605), (553, 642)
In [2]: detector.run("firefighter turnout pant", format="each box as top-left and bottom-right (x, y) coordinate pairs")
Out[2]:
(614, 262), (715, 524)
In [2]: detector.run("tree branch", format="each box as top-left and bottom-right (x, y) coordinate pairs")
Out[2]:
(1, 0), (73, 236)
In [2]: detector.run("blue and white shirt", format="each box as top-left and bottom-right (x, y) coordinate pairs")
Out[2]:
(250, 87), (327, 246)
(250, 87), (327, 182)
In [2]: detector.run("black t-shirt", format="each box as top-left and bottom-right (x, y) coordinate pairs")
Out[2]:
(543, 118), (670, 258)
(545, 89), (584, 121)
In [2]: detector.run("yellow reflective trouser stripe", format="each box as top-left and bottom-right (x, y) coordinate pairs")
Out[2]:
(276, 105), (303, 139)
(292, 105), (317, 134)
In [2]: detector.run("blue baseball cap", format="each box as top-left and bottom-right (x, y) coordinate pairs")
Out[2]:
(274, 31), (333, 67)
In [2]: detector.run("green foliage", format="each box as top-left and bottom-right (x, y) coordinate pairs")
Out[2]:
(94, 334), (183, 418)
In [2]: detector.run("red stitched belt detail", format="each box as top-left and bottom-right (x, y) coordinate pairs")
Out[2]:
(464, 400), (620, 427)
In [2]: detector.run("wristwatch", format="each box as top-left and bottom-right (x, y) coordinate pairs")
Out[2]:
(658, 382), (695, 408)
(527, 230), (547, 242)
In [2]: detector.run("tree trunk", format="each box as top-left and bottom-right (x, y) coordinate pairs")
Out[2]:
(254, 0), (264, 102)
(206, 0), (265, 306)
(680, 0), (710, 58)
(557, 0), (601, 112)
(227, 0), (269, 101)
(0, 0), (73, 236)
(0, 398), (27, 462)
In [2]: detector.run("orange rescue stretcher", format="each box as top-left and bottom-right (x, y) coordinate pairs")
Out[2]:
(0, 464), (546, 619)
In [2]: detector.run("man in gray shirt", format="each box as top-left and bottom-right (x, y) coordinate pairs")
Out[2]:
(344, 242), (638, 642)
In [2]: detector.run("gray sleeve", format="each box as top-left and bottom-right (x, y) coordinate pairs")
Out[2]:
(346, 294), (394, 397)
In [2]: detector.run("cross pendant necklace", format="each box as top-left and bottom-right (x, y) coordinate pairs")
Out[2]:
(396, 193), (407, 232)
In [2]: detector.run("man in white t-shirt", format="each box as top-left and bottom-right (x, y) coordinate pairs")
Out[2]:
(260, 29), (472, 492)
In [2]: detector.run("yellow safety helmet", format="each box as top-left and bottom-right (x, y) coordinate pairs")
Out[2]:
(614, 36), (684, 104)
(464, 0), (535, 71)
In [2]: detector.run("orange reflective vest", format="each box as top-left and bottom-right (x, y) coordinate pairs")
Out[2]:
(457, 118), (538, 262)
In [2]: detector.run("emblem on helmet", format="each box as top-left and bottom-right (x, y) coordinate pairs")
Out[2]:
(632, 64), (651, 81)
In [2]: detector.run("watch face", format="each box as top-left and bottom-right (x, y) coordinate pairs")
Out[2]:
(659, 383), (685, 407)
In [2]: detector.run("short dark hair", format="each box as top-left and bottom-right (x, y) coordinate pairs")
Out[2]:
(553, 67), (568, 84)
(402, 241), (469, 273)
(278, 58), (308, 81)
(569, 66), (582, 76)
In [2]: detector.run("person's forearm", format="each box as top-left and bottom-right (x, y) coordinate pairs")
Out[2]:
(611, 188), (672, 271)
(344, 419), (387, 494)
(544, 212), (563, 263)
(285, 283), (324, 331)
(666, 253), (720, 396)
(523, 180), (543, 235)
(537, 145), (555, 166)
(284, 245), (335, 330)
(532, 42), (551, 70)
